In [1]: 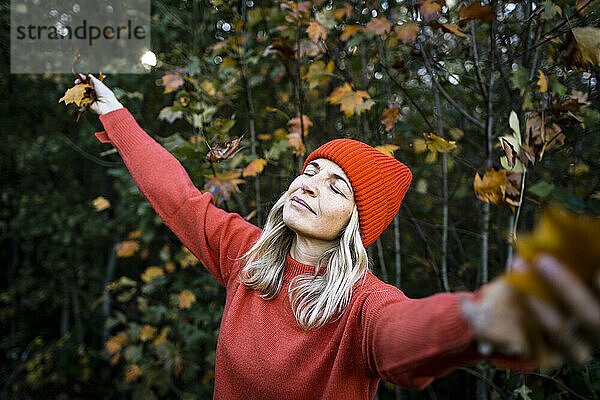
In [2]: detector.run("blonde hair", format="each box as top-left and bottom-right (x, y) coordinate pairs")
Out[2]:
(239, 192), (370, 330)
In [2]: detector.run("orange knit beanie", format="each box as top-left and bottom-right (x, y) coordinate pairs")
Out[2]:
(303, 139), (412, 248)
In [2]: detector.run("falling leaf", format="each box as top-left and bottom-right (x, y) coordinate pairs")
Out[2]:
(116, 241), (139, 257)
(326, 82), (372, 117)
(204, 170), (245, 204)
(340, 25), (363, 41)
(375, 144), (400, 157)
(307, 21), (327, 43)
(141, 266), (164, 283)
(206, 135), (245, 162)
(242, 159), (267, 177)
(395, 23), (420, 44)
(365, 17), (392, 35)
(458, 2), (497, 22)
(93, 196), (110, 211)
(125, 364), (142, 383)
(381, 106), (400, 131)
(162, 70), (184, 93)
(305, 60), (334, 89)
(139, 325), (156, 342)
(537, 70), (548, 93)
(158, 106), (183, 123)
(334, 3), (353, 19)
(424, 133), (457, 153)
(473, 166), (507, 205)
(419, 0), (442, 22)
(178, 290), (196, 309)
(287, 114), (313, 156)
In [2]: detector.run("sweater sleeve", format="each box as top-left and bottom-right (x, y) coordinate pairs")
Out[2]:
(362, 286), (535, 390)
(96, 108), (262, 287)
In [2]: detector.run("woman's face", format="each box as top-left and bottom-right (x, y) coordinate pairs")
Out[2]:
(283, 158), (355, 241)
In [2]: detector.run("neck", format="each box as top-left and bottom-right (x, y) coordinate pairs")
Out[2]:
(289, 234), (338, 266)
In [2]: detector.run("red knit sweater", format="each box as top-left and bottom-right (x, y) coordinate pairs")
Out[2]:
(96, 108), (531, 399)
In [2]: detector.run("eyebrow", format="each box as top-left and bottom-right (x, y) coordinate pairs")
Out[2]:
(308, 161), (353, 194)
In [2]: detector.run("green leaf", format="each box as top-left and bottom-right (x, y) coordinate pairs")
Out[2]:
(316, 9), (336, 29)
(528, 181), (555, 198)
(510, 65), (529, 89)
(509, 110), (521, 143)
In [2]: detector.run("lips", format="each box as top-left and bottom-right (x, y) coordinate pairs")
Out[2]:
(291, 196), (315, 214)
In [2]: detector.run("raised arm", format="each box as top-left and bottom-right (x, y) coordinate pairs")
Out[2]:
(82, 74), (261, 287)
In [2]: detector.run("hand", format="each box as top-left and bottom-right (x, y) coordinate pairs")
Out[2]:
(461, 254), (600, 368)
(73, 73), (123, 116)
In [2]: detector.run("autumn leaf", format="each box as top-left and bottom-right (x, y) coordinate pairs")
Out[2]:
(365, 17), (392, 35)
(395, 24), (420, 44)
(505, 206), (600, 303)
(180, 247), (199, 268)
(125, 364), (142, 383)
(381, 106), (400, 131)
(569, 27), (600, 67)
(473, 166), (507, 205)
(200, 80), (216, 96)
(127, 230), (142, 240)
(326, 82), (373, 117)
(139, 325), (156, 342)
(537, 70), (548, 93)
(162, 70), (184, 93)
(105, 335), (126, 355)
(165, 261), (176, 273)
(287, 114), (313, 156)
(306, 60), (334, 89)
(307, 21), (327, 43)
(424, 133), (457, 152)
(375, 144), (400, 157)
(439, 23), (469, 38)
(141, 266), (164, 283)
(116, 241), (139, 257)
(178, 290), (196, 309)
(243, 159), (267, 177)
(340, 25), (363, 41)
(59, 84), (93, 107)
(334, 3), (353, 20)
(263, 37), (296, 60)
(206, 135), (244, 162)
(92, 196), (110, 211)
(204, 170), (245, 204)
(458, 2), (497, 23)
(419, 0), (442, 22)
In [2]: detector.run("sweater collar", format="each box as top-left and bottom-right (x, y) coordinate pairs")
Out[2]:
(284, 252), (327, 280)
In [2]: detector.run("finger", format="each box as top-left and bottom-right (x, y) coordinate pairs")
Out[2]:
(526, 296), (591, 365)
(535, 255), (600, 339)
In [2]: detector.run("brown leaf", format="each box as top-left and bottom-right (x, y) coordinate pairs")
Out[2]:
(287, 114), (313, 156)
(125, 365), (142, 383)
(458, 2), (497, 23)
(365, 17), (392, 35)
(395, 24), (420, 44)
(161, 70), (184, 94)
(438, 23), (469, 38)
(419, 0), (442, 22)
(381, 106), (400, 131)
(473, 166), (507, 205)
(501, 138), (517, 168)
(307, 21), (327, 43)
(340, 25), (363, 41)
(504, 173), (522, 211)
(206, 135), (245, 162)
(334, 3), (353, 20)
(263, 37), (296, 60)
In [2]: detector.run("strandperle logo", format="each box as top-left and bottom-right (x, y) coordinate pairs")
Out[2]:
(10, 0), (151, 74)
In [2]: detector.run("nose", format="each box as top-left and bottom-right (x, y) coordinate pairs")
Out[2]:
(301, 182), (318, 197)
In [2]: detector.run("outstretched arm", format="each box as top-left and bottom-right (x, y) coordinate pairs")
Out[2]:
(81, 73), (261, 287)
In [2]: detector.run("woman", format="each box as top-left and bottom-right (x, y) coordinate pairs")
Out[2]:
(80, 73), (600, 399)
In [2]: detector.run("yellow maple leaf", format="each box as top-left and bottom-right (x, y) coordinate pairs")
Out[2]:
(139, 325), (156, 342)
(140, 266), (164, 283)
(92, 196), (110, 211)
(125, 364), (142, 383)
(537, 70), (548, 93)
(178, 290), (196, 309)
(116, 241), (139, 258)
(375, 144), (400, 157)
(242, 159), (267, 177)
(58, 84), (92, 107)
(326, 83), (372, 117)
(306, 21), (327, 43)
(473, 166), (507, 205)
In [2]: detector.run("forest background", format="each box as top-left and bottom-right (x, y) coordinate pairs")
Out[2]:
(1, 0), (600, 398)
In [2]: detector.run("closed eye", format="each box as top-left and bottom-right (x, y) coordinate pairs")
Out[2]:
(330, 184), (344, 197)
